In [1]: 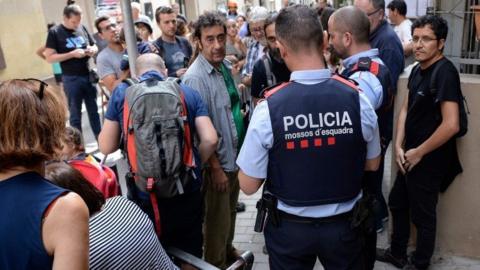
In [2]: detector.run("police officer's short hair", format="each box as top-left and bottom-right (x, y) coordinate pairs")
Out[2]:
(371, 0), (385, 11)
(331, 6), (370, 44)
(411, 14), (448, 40)
(387, 0), (407, 16)
(276, 5), (323, 52)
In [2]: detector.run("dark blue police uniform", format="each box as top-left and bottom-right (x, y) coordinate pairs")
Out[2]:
(237, 69), (381, 270)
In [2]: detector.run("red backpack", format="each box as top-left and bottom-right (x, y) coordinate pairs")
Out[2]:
(69, 155), (119, 199)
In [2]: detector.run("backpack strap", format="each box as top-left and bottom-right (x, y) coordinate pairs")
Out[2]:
(263, 81), (291, 99)
(332, 74), (361, 92)
(178, 86), (195, 168)
(122, 78), (138, 87)
(263, 54), (276, 87)
(428, 57), (449, 97)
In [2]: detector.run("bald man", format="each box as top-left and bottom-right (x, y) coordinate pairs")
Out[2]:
(98, 53), (217, 262)
(329, 6), (394, 270)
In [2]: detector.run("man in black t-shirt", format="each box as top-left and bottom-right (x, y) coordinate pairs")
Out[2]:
(250, 14), (290, 106)
(44, 4), (101, 140)
(377, 15), (463, 270)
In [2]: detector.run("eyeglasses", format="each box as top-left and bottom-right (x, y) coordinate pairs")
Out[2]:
(14, 78), (48, 100)
(367, 8), (382, 17)
(412, 36), (438, 44)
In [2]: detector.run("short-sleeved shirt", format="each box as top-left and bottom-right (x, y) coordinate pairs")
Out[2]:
(46, 24), (95, 76)
(405, 58), (462, 171)
(251, 53), (291, 98)
(237, 69), (381, 218)
(153, 37), (192, 77)
(104, 70), (208, 185)
(96, 46), (123, 79)
(342, 48), (385, 109)
(369, 20), (404, 91)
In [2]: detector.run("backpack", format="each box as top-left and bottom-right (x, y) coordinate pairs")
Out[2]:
(122, 77), (195, 235)
(409, 57), (469, 138)
(343, 57), (394, 112)
(69, 154), (119, 199)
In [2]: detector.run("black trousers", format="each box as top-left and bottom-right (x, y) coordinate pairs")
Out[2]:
(264, 212), (363, 270)
(388, 164), (442, 269)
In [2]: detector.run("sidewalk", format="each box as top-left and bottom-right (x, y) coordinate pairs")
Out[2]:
(232, 147), (480, 269)
(233, 189), (480, 270)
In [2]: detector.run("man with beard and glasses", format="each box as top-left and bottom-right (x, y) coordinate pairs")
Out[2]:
(328, 6), (393, 270)
(250, 14), (291, 107)
(95, 16), (128, 92)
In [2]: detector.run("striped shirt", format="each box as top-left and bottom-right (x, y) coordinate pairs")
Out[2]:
(89, 196), (178, 270)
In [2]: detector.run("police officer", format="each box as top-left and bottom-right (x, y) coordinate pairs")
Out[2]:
(237, 5), (382, 270)
(328, 6), (393, 270)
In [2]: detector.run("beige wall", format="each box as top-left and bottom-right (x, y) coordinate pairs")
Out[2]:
(0, 0), (96, 81)
(0, 1), (51, 80)
(392, 71), (480, 259)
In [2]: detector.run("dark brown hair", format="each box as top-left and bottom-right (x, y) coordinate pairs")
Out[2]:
(155, 6), (174, 23)
(45, 162), (105, 216)
(64, 126), (85, 153)
(0, 80), (66, 172)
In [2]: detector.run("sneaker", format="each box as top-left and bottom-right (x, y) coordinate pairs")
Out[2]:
(236, 202), (246, 213)
(376, 248), (408, 268)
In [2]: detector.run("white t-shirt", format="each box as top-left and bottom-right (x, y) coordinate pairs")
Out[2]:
(394, 19), (413, 44)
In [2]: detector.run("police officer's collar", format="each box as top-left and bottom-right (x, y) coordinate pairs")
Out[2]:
(290, 69), (331, 84)
(343, 49), (380, 68)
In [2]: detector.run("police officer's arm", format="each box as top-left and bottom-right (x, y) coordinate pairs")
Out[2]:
(395, 92), (409, 174)
(365, 155), (381, 171)
(403, 101), (459, 172)
(98, 119), (121, 155)
(195, 116), (218, 163)
(238, 171), (263, 195)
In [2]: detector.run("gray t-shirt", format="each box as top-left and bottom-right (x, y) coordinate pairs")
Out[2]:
(96, 46), (123, 79)
(162, 41), (187, 77)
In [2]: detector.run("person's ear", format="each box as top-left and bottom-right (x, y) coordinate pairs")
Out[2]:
(277, 40), (287, 59)
(322, 30), (329, 52)
(195, 37), (203, 51)
(438, 38), (446, 51)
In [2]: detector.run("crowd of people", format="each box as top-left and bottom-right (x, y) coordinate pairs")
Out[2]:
(0, 0), (466, 270)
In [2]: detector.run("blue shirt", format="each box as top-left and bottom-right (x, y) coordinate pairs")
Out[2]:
(370, 20), (404, 91)
(343, 48), (384, 109)
(104, 71), (209, 187)
(236, 69), (381, 218)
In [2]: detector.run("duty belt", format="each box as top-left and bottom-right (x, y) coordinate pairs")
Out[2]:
(278, 210), (353, 224)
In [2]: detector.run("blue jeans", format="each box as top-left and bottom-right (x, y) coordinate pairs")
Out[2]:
(62, 75), (101, 138)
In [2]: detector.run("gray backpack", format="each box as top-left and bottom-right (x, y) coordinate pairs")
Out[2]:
(123, 78), (195, 199)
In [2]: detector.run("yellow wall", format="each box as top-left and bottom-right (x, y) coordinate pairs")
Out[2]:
(0, 1), (51, 80)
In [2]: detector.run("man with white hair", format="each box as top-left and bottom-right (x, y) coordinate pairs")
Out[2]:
(241, 6), (269, 87)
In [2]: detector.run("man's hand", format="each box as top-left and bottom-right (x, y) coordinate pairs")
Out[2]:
(395, 146), (406, 175)
(210, 167), (229, 192)
(70, 49), (86, 58)
(404, 147), (424, 172)
(176, 68), (188, 78)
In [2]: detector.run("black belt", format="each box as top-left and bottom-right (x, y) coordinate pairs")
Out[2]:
(278, 210), (353, 224)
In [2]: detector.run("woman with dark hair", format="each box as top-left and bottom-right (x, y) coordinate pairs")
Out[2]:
(0, 79), (89, 270)
(45, 162), (179, 270)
